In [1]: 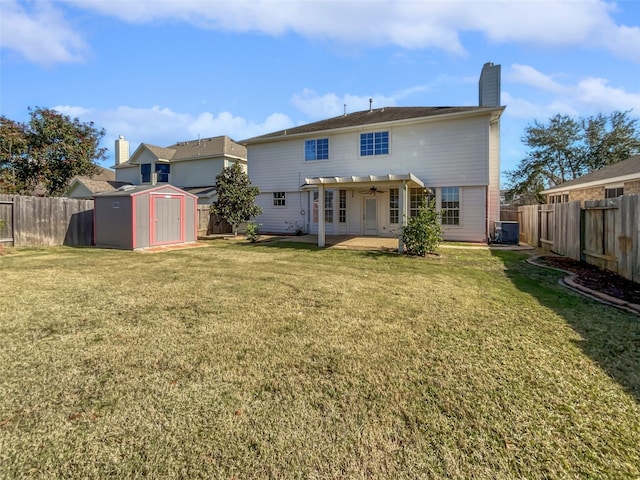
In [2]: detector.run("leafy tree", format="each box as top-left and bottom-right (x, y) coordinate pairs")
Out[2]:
(0, 107), (106, 196)
(400, 198), (443, 256)
(210, 163), (262, 236)
(507, 111), (640, 201)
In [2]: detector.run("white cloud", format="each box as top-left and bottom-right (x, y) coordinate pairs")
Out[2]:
(64, 0), (639, 61)
(6, 0), (640, 66)
(507, 64), (568, 95)
(291, 89), (398, 119)
(52, 105), (294, 164)
(504, 64), (640, 119)
(0, 0), (87, 66)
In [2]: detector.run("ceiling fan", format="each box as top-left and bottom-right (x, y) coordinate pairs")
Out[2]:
(361, 186), (386, 195)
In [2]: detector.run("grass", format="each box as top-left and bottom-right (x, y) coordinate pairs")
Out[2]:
(0, 240), (639, 479)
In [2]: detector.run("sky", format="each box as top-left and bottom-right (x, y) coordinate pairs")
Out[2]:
(1, 0), (640, 186)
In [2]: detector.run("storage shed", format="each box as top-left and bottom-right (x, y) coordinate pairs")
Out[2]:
(94, 184), (197, 250)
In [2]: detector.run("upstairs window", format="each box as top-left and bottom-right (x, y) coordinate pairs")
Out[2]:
(141, 163), (151, 183)
(305, 138), (329, 161)
(360, 131), (389, 156)
(155, 164), (170, 183)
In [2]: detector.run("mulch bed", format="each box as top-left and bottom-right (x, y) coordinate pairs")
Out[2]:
(534, 256), (640, 305)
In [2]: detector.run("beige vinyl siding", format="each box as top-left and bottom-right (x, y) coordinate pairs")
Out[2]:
(487, 119), (501, 233)
(254, 191), (307, 234)
(67, 183), (92, 199)
(442, 186), (486, 243)
(115, 167), (139, 185)
(248, 112), (497, 241)
(171, 158), (226, 187)
(249, 115), (491, 193)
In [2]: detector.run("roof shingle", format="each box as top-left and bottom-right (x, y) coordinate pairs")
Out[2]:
(242, 106), (503, 144)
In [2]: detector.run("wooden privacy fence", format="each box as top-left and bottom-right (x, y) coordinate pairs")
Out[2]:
(196, 205), (232, 236)
(518, 195), (640, 282)
(0, 194), (94, 247)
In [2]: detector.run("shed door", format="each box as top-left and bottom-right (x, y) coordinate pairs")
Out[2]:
(151, 195), (183, 246)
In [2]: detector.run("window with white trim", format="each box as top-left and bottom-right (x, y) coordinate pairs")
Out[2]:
(339, 190), (346, 223)
(605, 187), (624, 199)
(441, 187), (460, 225)
(360, 131), (389, 156)
(155, 164), (170, 183)
(304, 138), (329, 161)
(324, 190), (334, 223)
(389, 188), (399, 224)
(273, 192), (286, 207)
(410, 187), (435, 217)
(141, 163), (151, 183)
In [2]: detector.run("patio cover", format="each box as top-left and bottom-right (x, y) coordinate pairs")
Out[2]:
(302, 173), (425, 189)
(301, 173), (427, 252)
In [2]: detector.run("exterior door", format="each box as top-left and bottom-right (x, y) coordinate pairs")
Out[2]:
(363, 197), (378, 235)
(151, 195), (183, 245)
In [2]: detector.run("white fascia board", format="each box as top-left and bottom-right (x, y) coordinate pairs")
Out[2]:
(543, 172), (640, 194)
(248, 107), (505, 145)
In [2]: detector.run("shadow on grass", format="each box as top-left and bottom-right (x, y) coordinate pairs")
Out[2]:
(235, 239), (401, 259)
(491, 249), (640, 403)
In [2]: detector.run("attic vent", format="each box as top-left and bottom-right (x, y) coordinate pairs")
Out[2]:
(118, 185), (136, 191)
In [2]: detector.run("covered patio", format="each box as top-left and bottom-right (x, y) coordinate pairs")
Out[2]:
(302, 173), (427, 252)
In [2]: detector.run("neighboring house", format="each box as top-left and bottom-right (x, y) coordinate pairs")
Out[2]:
(542, 155), (640, 205)
(113, 134), (247, 204)
(64, 167), (130, 199)
(243, 62), (504, 247)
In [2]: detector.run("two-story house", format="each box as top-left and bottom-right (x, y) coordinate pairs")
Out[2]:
(242, 63), (504, 248)
(114, 135), (247, 204)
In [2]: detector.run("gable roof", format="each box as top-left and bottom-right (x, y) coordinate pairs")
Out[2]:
(242, 106), (504, 144)
(166, 135), (247, 161)
(122, 135), (247, 166)
(73, 179), (132, 195)
(63, 167), (123, 197)
(543, 155), (640, 194)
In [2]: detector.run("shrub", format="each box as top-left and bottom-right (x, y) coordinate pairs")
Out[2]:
(400, 199), (443, 256)
(245, 221), (260, 243)
(285, 220), (305, 235)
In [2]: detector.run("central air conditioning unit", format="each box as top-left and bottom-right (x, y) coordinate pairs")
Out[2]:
(493, 221), (519, 245)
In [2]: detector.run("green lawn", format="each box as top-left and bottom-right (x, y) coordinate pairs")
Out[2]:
(0, 240), (638, 479)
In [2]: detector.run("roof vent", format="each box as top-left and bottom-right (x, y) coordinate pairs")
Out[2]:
(118, 184), (136, 191)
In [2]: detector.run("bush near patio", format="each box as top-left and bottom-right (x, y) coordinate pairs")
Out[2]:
(400, 198), (444, 255)
(0, 241), (638, 479)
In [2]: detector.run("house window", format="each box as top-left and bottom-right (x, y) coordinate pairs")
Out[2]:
(605, 187), (624, 199)
(141, 163), (151, 183)
(313, 191), (318, 223)
(562, 193), (569, 203)
(339, 190), (346, 223)
(304, 138), (329, 161)
(324, 190), (334, 223)
(273, 192), (286, 207)
(389, 188), (399, 224)
(360, 131), (389, 156)
(441, 186), (460, 226)
(155, 164), (170, 183)
(410, 187), (435, 217)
